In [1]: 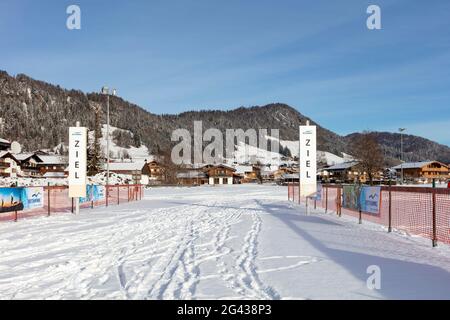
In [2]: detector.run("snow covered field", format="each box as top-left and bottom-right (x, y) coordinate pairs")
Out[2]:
(1, 185), (450, 300)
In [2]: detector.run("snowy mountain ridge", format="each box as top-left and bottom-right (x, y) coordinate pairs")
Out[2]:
(2, 70), (450, 163)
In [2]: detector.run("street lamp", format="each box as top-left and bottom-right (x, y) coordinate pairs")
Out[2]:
(399, 128), (406, 184)
(101, 86), (116, 201)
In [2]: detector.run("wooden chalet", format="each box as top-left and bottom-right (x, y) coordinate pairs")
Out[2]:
(392, 161), (449, 182)
(176, 170), (208, 185)
(203, 164), (240, 185)
(0, 151), (19, 177)
(37, 155), (68, 177)
(142, 160), (166, 184)
(12, 153), (43, 177)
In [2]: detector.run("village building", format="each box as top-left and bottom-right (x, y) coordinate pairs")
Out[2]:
(106, 160), (148, 184)
(261, 170), (275, 182)
(203, 164), (239, 185)
(235, 165), (262, 183)
(108, 161), (147, 175)
(176, 170), (208, 186)
(320, 161), (366, 183)
(392, 161), (449, 183)
(0, 138), (11, 151)
(12, 153), (43, 177)
(0, 151), (19, 177)
(273, 167), (297, 182)
(37, 155), (68, 177)
(280, 173), (300, 185)
(142, 160), (166, 184)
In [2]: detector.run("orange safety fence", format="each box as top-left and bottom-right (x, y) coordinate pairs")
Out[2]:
(0, 184), (144, 223)
(287, 183), (450, 246)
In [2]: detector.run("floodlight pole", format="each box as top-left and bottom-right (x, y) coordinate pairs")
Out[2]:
(102, 87), (116, 205)
(106, 93), (110, 191)
(399, 128), (406, 184)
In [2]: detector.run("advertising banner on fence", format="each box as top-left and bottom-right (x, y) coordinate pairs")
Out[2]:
(22, 187), (44, 209)
(359, 186), (381, 215)
(0, 188), (24, 213)
(0, 187), (44, 213)
(92, 185), (105, 202)
(80, 185), (106, 203)
(342, 185), (362, 211)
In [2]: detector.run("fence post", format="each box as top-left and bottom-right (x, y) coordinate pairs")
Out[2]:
(71, 197), (74, 214)
(117, 186), (120, 205)
(14, 210), (18, 222)
(106, 184), (109, 207)
(337, 186), (341, 217)
(388, 181), (392, 232)
(47, 187), (51, 217)
(358, 183), (362, 224)
(432, 179), (437, 247)
(128, 185), (130, 202)
(325, 185), (328, 213)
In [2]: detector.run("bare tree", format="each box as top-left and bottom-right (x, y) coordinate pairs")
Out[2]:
(350, 131), (384, 185)
(157, 148), (185, 184)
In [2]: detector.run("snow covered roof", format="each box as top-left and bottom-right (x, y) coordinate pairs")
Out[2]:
(326, 161), (359, 171)
(0, 138), (11, 144)
(38, 155), (68, 165)
(203, 164), (236, 171)
(105, 161), (146, 171)
(391, 161), (438, 170)
(12, 153), (43, 162)
(0, 151), (17, 159)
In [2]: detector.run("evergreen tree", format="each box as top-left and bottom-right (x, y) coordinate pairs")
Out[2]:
(87, 102), (103, 176)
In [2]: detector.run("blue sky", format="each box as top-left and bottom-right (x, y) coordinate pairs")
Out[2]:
(1, 0), (450, 145)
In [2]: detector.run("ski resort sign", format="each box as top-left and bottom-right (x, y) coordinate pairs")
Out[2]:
(69, 127), (87, 198)
(299, 124), (317, 198)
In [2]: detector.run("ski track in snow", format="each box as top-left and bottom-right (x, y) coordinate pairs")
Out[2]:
(0, 188), (284, 300)
(1, 185), (450, 300)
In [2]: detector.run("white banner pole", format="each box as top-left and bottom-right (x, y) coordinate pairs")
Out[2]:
(69, 121), (87, 215)
(299, 121), (317, 199)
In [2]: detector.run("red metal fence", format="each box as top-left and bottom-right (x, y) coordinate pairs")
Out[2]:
(0, 184), (144, 223)
(288, 183), (450, 246)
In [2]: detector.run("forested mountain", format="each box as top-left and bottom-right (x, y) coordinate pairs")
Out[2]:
(345, 132), (450, 164)
(1, 70), (449, 163)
